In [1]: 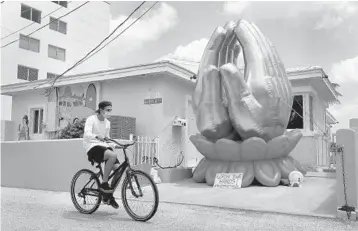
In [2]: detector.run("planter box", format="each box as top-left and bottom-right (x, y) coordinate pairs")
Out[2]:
(337, 207), (357, 221)
(158, 168), (193, 183)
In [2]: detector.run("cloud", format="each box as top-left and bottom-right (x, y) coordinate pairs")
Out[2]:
(330, 55), (358, 83)
(221, 1), (357, 30)
(108, 3), (178, 56)
(313, 2), (357, 30)
(159, 38), (208, 62)
(222, 1), (251, 16)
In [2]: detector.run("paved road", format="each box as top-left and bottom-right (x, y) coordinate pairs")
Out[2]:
(1, 187), (358, 231)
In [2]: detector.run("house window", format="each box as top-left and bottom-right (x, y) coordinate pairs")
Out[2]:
(52, 1), (68, 7)
(31, 108), (44, 134)
(49, 17), (67, 34)
(19, 34), (40, 53)
(48, 45), (66, 61)
(17, 65), (38, 81)
(21, 4), (41, 23)
(47, 72), (58, 79)
(287, 95), (304, 129)
(309, 95), (314, 131)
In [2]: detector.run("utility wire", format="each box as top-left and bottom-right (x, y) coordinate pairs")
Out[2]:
(39, 1), (148, 89)
(1, 1), (73, 40)
(1, 1), (89, 48)
(76, 1), (158, 67)
(33, 1), (149, 90)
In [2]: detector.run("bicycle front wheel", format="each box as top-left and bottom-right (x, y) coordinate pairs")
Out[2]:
(121, 170), (159, 222)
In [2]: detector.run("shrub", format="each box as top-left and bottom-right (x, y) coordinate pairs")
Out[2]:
(59, 118), (86, 139)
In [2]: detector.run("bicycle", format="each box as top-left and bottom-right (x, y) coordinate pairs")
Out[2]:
(70, 138), (159, 222)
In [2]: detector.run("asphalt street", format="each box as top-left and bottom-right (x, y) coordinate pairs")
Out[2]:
(1, 187), (358, 231)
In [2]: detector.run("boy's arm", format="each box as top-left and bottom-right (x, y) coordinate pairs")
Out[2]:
(83, 117), (97, 141)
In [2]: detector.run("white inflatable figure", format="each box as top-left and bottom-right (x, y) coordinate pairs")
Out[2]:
(288, 171), (304, 187)
(150, 168), (162, 184)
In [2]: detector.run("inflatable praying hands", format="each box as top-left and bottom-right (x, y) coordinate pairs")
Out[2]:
(190, 20), (306, 187)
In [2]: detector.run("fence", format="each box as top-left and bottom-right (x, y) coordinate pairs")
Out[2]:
(132, 136), (160, 166)
(315, 134), (335, 167)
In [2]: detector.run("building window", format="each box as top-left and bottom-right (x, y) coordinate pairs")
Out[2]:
(17, 65), (38, 81)
(287, 95), (304, 129)
(21, 4), (41, 24)
(47, 72), (58, 79)
(19, 34), (40, 53)
(52, 1), (68, 7)
(48, 45), (66, 61)
(31, 108), (44, 134)
(309, 95), (314, 131)
(49, 17), (67, 34)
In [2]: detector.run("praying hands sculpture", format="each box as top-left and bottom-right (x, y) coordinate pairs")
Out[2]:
(190, 20), (305, 187)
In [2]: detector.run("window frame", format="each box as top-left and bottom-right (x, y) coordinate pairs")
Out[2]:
(19, 34), (40, 53)
(20, 4), (42, 24)
(28, 105), (46, 135)
(17, 65), (39, 81)
(287, 95), (304, 130)
(52, 1), (68, 8)
(48, 44), (66, 61)
(49, 17), (67, 34)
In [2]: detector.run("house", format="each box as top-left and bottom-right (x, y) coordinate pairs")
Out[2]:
(0, 61), (340, 168)
(286, 66), (340, 167)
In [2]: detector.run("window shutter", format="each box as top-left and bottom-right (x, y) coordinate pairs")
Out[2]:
(17, 66), (28, 80)
(59, 21), (67, 34)
(108, 116), (136, 139)
(28, 68), (38, 81)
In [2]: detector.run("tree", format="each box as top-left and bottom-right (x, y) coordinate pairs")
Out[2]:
(59, 118), (86, 139)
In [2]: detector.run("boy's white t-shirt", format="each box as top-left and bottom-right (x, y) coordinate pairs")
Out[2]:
(83, 114), (113, 153)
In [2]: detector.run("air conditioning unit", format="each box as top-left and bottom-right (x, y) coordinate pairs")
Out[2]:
(172, 117), (187, 127)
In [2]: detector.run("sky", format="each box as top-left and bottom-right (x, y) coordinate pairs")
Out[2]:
(107, 1), (358, 133)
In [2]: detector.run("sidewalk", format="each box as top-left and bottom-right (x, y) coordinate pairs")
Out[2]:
(154, 176), (337, 218)
(1, 176), (337, 219)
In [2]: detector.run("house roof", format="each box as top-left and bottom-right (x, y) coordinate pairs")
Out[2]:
(286, 65), (341, 105)
(1, 61), (196, 96)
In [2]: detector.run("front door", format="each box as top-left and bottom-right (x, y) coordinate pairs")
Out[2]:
(185, 98), (203, 167)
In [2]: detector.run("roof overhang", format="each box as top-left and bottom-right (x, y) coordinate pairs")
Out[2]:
(1, 61), (195, 96)
(287, 66), (341, 105)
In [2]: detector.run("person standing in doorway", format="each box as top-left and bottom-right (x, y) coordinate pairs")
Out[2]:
(18, 115), (30, 141)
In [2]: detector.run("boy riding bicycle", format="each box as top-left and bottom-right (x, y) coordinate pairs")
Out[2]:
(83, 100), (119, 209)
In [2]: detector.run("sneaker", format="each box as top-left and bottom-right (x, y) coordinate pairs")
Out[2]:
(108, 196), (119, 209)
(100, 182), (114, 193)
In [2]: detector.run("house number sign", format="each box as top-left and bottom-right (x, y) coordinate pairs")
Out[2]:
(144, 98), (162, 105)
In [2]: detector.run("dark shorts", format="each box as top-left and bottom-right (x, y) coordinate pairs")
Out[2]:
(87, 146), (119, 165)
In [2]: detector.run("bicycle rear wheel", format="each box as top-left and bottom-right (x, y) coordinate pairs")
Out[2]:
(70, 169), (102, 214)
(121, 170), (159, 222)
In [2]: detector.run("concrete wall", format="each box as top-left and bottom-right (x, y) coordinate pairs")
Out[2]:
(1, 120), (17, 141)
(0, 139), (136, 192)
(290, 135), (316, 167)
(335, 129), (358, 215)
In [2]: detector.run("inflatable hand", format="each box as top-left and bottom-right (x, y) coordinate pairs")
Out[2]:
(221, 20), (293, 142)
(191, 20), (304, 187)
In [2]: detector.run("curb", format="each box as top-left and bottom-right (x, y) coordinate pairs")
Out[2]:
(159, 200), (337, 220)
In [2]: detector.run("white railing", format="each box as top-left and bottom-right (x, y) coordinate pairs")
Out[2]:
(133, 136), (159, 166)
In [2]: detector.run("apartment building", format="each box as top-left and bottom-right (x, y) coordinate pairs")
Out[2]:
(1, 1), (110, 120)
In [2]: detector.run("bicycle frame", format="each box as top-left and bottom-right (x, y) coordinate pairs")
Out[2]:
(79, 139), (143, 198)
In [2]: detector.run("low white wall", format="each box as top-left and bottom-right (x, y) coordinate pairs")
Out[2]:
(1, 139), (134, 192)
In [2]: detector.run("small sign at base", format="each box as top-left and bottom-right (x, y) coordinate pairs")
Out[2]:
(213, 173), (243, 189)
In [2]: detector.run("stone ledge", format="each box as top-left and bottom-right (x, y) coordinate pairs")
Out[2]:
(337, 207), (357, 221)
